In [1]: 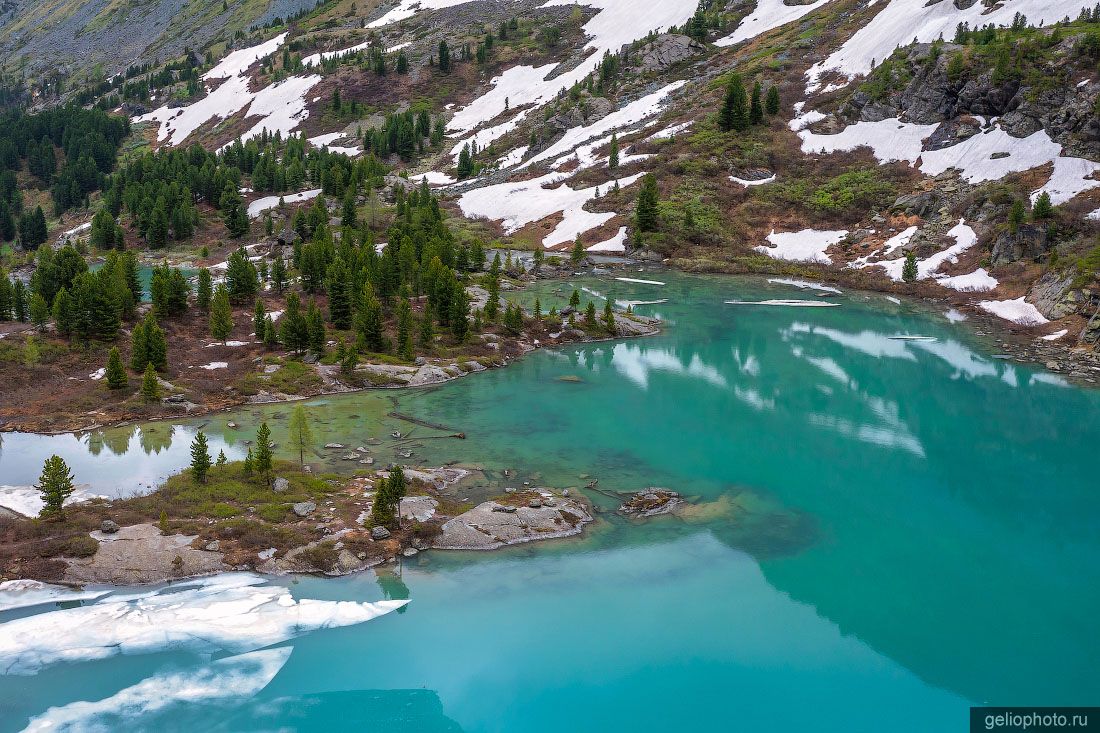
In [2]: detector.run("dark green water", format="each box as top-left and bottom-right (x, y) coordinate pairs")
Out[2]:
(1, 272), (1098, 732)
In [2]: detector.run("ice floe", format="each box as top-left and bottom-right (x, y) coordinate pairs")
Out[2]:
(978, 297), (1050, 326)
(615, 277), (665, 285)
(726, 299), (841, 307)
(767, 277), (842, 294)
(754, 228), (848, 265)
(22, 648), (292, 732)
(0, 573), (407, 675)
(0, 580), (110, 613)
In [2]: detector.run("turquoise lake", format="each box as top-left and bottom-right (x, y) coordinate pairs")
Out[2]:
(1, 271), (1098, 732)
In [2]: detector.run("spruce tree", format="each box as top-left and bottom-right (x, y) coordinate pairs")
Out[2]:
(106, 346), (127, 389)
(635, 173), (660, 232)
(327, 257), (353, 329)
(603, 298), (615, 332)
(902, 251), (919, 282)
(585, 301), (598, 328)
(141, 362), (161, 401)
(13, 280), (27, 321)
(356, 287), (384, 352)
(569, 289), (581, 309)
(1032, 191), (1054, 220)
(765, 85), (780, 115)
(281, 292), (309, 353)
(397, 298), (413, 359)
(450, 280), (469, 342)
(720, 74), (749, 132)
(243, 447), (254, 476)
(221, 184), (250, 238)
(51, 287), (73, 336)
(225, 248), (259, 303)
(307, 301), (326, 355)
(210, 284), (233, 343)
(608, 133), (620, 170)
(750, 80), (764, 125)
(190, 431), (212, 483)
(270, 257), (288, 292)
(35, 455), (75, 517)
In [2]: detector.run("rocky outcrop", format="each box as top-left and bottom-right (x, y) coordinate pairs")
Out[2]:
(1029, 271), (1099, 320)
(990, 224), (1051, 265)
(65, 523), (226, 585)
(433, 494), (592, 550)
(619, 489), (684, 517)
(636, 34), (703, 72)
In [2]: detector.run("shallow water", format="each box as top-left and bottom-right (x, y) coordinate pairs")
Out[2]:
(2, 272), (1098, 732)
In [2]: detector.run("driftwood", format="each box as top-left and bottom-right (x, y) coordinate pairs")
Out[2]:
(388, 412), (466, 438)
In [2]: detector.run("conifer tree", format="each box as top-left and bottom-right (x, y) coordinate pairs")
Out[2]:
(106, 346), (127, 389)
(608, 132), (620, 170)
(603, 298), (615, 332)
(569, 289), (581, 309)
(254, 297), (266, 338)
(397, 298), (413, 359)
(225, 248), (259, 303)
(902, 251), (919, 282)
(450, 280), (469, 342)
(1033, 191), (1054, 220)
(765, 84), (780, 115)
(720, 73), (749, 132)
(190, 431), (212, 483)
(270, 257), (288, 292)
(51, 287), (73, 336)
(307, 301), (326, 355)
(263, 316), (278, 348)
(29, 292), (49, 331)
(210, 284), (233, 343)
(356, 286), (384, 352)
(196, 268), (212, 312)
(635, 173), (660, 232)
(141, 362), (161, 401)
(254, 422), (274, 479)
(13, 280), (27, 321)
(243, 447), (254, 476)
(571, 239), (585, 266)
(35, 455), (75, 517)
(750, 80), (764, 125)
(585, 301), (598, 328)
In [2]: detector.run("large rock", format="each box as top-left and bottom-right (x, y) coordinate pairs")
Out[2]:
(99, 519), (120, 534)
(433, 495), (593, 550)
(272, 477), (290, 493)
(619, 489), (685, 517)
(636, 34), (703, 72)
(990, 224), (1050, 266)
(292, 501), (317, 517)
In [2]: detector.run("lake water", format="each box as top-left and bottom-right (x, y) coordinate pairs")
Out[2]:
(2, 272), (1098, 732)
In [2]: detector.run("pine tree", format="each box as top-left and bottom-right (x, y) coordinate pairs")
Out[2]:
(225, 248), (259, 303)
(216, 450), (228, 467)
(254, 422), (274, 479)
(141, 362), (161, 401)
(456, 144), (473, 179)
(902, 251), (919, 282)
(750, 80), (764, 125)
(635, 173), (659, 232)
(765, 84), (780, 115)
(190, 431), (212, 483)
(196, 268), (212, 312)
(569, 289), (581, 309)
(585, 301), (598, 328)
(356, 286), (384, 352)
(270, 257), (288, 292)
(51, 287), (73, 336)
(221, 184), (250, 238)
(243, 447), (254, 476)
(720, 74), (749, 132)
(484, 254), (501, 321)
(210, 284), (233, 343)
(254, 297), (266, 338)
(438, 40), (452, 72)
(369, 474), (393, 527)
(35, 455), (75, 517)
(13, 280), (27, 321)
(106, 346), (127, 389)
(130, 315), (148, 371)
(326, 257), (353, 329)
(608, 133), (620, 170)
(263, 316), (278, 348)
(288, 404), (314, 466)
(603, 298), (615, 332)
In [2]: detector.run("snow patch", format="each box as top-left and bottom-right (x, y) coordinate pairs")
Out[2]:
(248, 188), (323, 218)
(715, 0), (829, 47)
(755, 228), (848, 265)
(978, 297), (1050, 326)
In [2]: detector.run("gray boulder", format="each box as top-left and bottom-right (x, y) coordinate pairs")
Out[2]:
(272, 477), (290, 493)
(292, 501), (317, 517)
(100, 519), (120, 534)
(371, 526), (391, 540)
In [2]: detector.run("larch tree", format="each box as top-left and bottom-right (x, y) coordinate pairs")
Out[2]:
(288, 404), (314, 466)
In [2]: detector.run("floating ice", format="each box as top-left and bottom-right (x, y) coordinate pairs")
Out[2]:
(23, 648), (292, 732)
(726, 299), (841, 307)
(0, 485), (105, 519)
(0, 580), (110, 613)
(767, 278), (842, 294)
(0, 573), (408, 675)
(615, 277), (665, 285)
